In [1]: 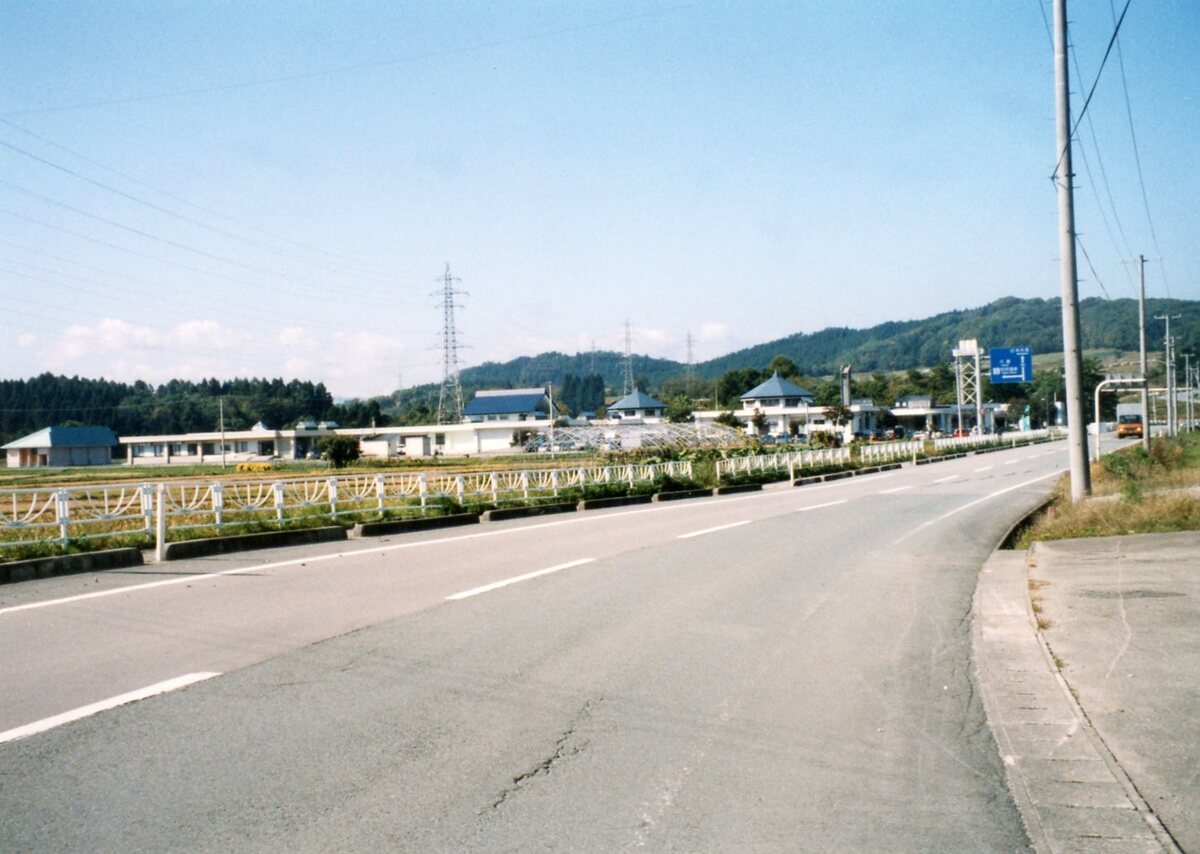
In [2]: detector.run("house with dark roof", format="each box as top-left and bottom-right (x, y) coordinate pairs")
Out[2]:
(462, 389), (555, 423)
(608, 388), (667, 420)
(739, 372), (815, 408)
(3, 426), (118, 468)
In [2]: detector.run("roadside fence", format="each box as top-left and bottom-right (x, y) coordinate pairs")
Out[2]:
(715, 447), (851, 482)
(0, 460), (694, 552)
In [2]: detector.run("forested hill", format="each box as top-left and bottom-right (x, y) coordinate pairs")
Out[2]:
(457, 296), (1198, 391)
(700, 296), (1200, 377)
(0, 376), (385, 446)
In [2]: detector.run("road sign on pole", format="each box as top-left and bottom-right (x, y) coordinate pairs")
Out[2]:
(989, 347), (1034, 384)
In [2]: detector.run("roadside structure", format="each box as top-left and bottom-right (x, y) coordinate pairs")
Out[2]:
(462, 388), (555, 423)
(607, 388), (667, 421)
(3, 426), (118, 468)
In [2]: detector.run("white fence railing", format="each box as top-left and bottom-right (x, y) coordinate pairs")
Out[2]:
(858, 441), (922, 465)
(931, 428), (1060, 454)
(715, 448), (852, 481)
(0, 460), (694, 551)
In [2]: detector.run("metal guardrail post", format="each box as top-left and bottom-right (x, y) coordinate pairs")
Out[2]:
(329, 477), (339, 519)
(375, 475), (386, 514)
(54, 489), (70, 545)
(155, 483), (167, 562)
(419, 473), (428, 514)
(213, 483), (224, 530)
(274, 481), (285, 524)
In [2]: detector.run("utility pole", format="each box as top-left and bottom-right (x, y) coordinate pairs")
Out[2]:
(1053, 0), (1091, 500)
(1184, 354), (1194, 432)
(434, 264), (467, 425)
(1155, 314), (1180, 436)
(1137, 255), (1150, 450)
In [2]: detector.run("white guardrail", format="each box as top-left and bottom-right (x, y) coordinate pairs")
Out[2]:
(930, 428), (1061, 454)
(858, 440), (922, 465)
(715, 447), (852, 481)
(0, 461), (694, 551)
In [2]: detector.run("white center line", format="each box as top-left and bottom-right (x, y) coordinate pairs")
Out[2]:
(974, 466), (994, 472)
(1003, 459), (1019, 465)
(678, 520), (750, 540)
(798, 499), (848, 511)
(934, 475), (959, 483)
(0, 672), (220, 745)
(446, 558), (595, 601)
(879, 485), (912, 494)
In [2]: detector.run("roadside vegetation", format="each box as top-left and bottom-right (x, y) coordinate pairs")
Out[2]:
(1013, 433), (1200, 547)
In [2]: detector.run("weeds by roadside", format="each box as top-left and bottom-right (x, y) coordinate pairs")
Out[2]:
(1013, 434), (1200, 547)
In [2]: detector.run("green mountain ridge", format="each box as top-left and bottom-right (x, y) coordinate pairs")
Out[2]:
(450, 295), (1199, 393)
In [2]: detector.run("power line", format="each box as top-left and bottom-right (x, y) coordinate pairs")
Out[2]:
(0, 135), (396, 287)
(1108, 0), (1169, 297)
(0, 119), (398, 279)
(0, 4), (702, 118)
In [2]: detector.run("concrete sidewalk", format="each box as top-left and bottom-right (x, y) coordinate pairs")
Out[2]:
(974, 532), (1198, 853)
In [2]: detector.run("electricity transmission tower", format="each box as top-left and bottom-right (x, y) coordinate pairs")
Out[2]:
(685, 330), (696, 393)
(434, 264), (467, 425)
(622, 320), (635, 396)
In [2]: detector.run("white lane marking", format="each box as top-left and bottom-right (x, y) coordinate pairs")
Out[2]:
(934, 475), (959, 483)
(678, 520), (750, 540)
(974, 466), (994, 472)
(0, 672), (220, 745)
(1, 480), (876, 617)
(893, 470), (1062, 544)
(798, 500), (847, 511)
(446, 558), (595, 601)
(879, 486), (912, 494)
(1003, 459), (1019, 466)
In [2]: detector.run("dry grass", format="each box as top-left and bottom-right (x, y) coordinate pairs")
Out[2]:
(1014, 434), (1200, 547)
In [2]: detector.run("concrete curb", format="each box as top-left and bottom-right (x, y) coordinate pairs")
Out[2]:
(793, 475), (823, 487)
(821, 471), (853, 482)
(1, 547), (144, 585)
(652, 488), (712, 503)
(352, 513), (479, 538)
(713, 483), (763, 495)
(972, 548), (1178, 853)
(480, 503), (578, 522)
(161, 526), (346, 561)
(577, 494), (653, 511)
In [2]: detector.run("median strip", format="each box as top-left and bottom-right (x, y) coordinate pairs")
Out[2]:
(445, 558), (595, 601)
(0, 672), (221, 745)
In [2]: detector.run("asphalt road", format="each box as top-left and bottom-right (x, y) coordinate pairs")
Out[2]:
(0, 441), (1075, 851)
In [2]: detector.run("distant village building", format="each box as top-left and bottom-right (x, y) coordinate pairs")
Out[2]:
(3, 426), (117, 468)
(607, 388), (667, 421)
(462, 389), (555, 423)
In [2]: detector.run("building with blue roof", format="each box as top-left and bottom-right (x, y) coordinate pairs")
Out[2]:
(462, 388), (555, 423)
(739, 372), (815, 408)
(608, 388), (667, 420)
(3, 426), (118, 468)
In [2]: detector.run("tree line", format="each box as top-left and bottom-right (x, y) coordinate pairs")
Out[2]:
(0, 374), (388, 445)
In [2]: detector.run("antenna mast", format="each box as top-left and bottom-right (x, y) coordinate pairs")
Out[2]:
(435, 263), (467, 425)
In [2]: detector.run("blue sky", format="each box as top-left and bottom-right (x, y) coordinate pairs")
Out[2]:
(2, 1), (1196, 398)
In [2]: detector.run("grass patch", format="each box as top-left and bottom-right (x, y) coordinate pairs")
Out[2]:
(1013, 433), (1200, 547)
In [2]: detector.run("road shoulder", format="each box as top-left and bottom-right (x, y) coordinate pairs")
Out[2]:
(972, 548), (1177, 852)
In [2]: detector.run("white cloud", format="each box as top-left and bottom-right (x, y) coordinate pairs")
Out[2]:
(17, 333), (37, 348)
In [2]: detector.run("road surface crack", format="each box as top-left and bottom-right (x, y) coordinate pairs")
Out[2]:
(486, 697), (600, 812)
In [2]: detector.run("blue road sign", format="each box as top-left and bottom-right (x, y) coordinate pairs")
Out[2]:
(989, 346), (1034, 384)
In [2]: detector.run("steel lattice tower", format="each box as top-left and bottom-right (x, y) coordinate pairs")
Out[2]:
(622, 320), (635, 397)
(435, 264), (467, 425)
